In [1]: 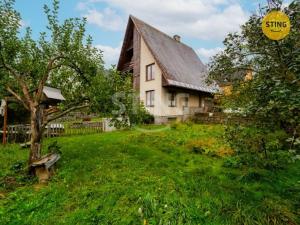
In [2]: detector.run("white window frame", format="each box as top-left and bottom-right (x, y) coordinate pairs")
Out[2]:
(146, 90), (155, 107)
(146, 63), (155, 81)
(168, 92), (176, 107)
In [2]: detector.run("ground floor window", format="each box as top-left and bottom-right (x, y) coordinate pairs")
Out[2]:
(199, 96), (205, 108)
(168, 92), (176, 107)
(146, 90), (155, 107)
(184, 96), (189, 107)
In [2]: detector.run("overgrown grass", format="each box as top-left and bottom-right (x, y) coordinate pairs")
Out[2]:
(0, 124), (299, 225)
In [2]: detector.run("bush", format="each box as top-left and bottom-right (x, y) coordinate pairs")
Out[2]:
(141, 112), (154, 124)
(110, 101), (154, 128)
(224, 124), (296, 169)
(132, 104), (154, 125)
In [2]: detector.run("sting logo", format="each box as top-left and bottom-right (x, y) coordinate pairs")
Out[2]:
(262, 11), (290, 40)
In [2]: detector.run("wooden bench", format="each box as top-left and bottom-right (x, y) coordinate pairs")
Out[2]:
(30, 153), (61, 183)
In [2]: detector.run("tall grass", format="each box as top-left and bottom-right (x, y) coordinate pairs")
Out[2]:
(0, 124), (299, 224)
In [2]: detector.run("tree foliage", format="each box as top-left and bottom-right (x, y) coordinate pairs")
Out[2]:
(0, 0), (139, 164)
(208, 0), (300, 168)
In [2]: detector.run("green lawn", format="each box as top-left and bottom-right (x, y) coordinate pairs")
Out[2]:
(0, 124), (299, 225)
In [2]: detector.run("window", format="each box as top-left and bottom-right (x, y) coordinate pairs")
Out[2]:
(146, 63), (155, 81)
(146, 90), (155, 107)
(199, 96), (205, 108)
(168, 92), (176, 107)
(184, 96), (189, 107)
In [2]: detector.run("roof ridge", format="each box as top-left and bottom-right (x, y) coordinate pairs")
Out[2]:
(124, 15), (215, 93)
(129, 15), (194, 50)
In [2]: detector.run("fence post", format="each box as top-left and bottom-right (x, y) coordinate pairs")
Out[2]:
(2, 98), (7, 145)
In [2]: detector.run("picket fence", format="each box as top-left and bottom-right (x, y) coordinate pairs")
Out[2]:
(1, 121), (106, 143)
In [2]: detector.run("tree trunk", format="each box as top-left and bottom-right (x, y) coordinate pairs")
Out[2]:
(29, 105), (45, 165)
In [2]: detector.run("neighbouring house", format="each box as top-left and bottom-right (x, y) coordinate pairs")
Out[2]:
(117, 15), (218, 124)
(218, 70), (253, 96)
(215, 70), (253, 114)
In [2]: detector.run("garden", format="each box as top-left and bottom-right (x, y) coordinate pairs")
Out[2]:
(0, 124), (299, 225)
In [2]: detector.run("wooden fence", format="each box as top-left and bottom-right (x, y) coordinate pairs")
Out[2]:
(63, 122), (103, 136)
(1, 121), (103, 143)
(5, 124), (31, 143)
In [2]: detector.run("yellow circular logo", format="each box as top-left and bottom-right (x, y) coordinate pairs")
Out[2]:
(262, 11), (290, 40)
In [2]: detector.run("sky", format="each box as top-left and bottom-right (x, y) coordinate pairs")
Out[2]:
(15, 0), (292, 68)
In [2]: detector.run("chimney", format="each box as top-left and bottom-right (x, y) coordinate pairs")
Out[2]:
(173, 35), (181, 42)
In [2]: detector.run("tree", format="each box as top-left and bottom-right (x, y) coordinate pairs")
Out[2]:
(0, 0), (129, 166)
(208, 0), (300, 167)
(88, 68), (153, 128)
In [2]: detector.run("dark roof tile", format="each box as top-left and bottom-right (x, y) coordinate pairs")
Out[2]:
(125, 16), (218, 93)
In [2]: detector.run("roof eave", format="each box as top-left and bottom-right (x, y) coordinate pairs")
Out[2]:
(164, 79), (219, 94)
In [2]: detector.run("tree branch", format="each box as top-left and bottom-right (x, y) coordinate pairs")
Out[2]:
(68, 61), (90, 84)
(6, 86), (30, 110)
(44, 106), (60, 116)
(0, 42), (33, 107)
(44, 104), (89, 125)
(35, 54), (65, 103)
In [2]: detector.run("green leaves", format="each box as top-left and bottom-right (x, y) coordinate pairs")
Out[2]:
(0, 0), (107, 110)
(209, 0), (300, 128)
(208, 0), (300, 168)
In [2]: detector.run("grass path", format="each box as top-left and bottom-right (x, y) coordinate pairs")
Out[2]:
(0, 124), (299, 224)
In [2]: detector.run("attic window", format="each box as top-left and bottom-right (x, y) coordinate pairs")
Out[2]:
(146, 63), (155, 81)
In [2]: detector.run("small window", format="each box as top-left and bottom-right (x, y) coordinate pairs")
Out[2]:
(199, 96), (205, 108)
(168, 92), (176, 107)
(146, 63), (155, 81)
(184, 96), (189, 107)
(146, 90), (155, 107)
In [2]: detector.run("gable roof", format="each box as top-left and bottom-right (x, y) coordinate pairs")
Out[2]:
(118, 15), (218, 93)
(43, 86), (65, 101)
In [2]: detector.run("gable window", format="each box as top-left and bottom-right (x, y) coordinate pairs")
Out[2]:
(168, 92), (176, 107)
(146, 63), (155, 81)
(146, 90), (155, 107)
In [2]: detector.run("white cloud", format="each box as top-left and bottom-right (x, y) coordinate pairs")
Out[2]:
(76, 2), (88, 11)
(77, 0), (249, 67)
(95, 43), (121, 68)
(80, 0), (249, 41)
(84, 8), (124, 31)
(196, 47), (223, 63)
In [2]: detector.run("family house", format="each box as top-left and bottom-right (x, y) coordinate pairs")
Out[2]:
(117, 15), (218, 123)
(217, 70), (253, 96)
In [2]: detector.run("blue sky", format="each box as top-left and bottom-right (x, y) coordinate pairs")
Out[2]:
(15, 0), (292, 67)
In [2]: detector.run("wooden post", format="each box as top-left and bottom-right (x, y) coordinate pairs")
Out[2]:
(2, 98), (8, 145)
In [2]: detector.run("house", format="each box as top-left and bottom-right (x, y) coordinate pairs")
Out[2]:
(117, 15), (218, 124)
(218, 70), (253, 96)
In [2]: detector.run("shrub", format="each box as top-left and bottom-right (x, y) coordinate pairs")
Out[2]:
(141, 112), (154, 124)
(224, 124), (296, 169)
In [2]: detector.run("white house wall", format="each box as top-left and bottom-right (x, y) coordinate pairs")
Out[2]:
(139, 37), (202, 119)
(140, 37), (163, 116)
